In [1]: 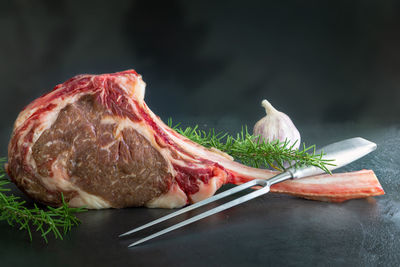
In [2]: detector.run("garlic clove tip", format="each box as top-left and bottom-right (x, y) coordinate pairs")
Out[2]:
(261, 99), (278, 115)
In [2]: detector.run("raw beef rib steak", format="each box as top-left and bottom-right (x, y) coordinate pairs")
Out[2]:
(6, 70), (384, 209)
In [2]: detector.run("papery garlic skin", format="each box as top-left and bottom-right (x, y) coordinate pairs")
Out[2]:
(253, 99), (301, 149)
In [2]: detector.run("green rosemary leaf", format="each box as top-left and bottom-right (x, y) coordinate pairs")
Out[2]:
(0, 158), (86, 242)
(169, 119), (333, 172)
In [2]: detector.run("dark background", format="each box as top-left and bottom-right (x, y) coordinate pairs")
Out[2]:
(1, 0), (400, 156)
(1, 1), (400, 266)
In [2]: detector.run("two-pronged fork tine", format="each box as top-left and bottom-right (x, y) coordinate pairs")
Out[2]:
(122, 178), (277, 247)
(126, 181), (271, 247)
(120, 172), (293, 247)
(119, 137), (377, 248)
(119, 178), (264, 238)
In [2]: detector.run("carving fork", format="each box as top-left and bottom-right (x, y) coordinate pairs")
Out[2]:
(119, 137), (377, 247)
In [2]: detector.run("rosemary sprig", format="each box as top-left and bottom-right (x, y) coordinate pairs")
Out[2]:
(0, 158), (86, 242)
(168, 119), (334, 173)
(0, 118), (331, 242)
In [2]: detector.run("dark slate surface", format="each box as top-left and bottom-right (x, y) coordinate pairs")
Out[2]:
(1, 122), (399, 267)
(0, 1), (399, 266)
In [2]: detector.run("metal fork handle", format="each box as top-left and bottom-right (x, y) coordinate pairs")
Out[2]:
(120, 137), (377, 247)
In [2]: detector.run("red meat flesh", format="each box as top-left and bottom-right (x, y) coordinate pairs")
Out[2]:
(6, 70), (384, 209)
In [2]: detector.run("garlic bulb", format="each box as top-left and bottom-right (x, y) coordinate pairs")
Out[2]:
(253, 99), (301, 149)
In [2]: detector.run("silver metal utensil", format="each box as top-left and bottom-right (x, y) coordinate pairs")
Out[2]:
(120, 137), (377, 247)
